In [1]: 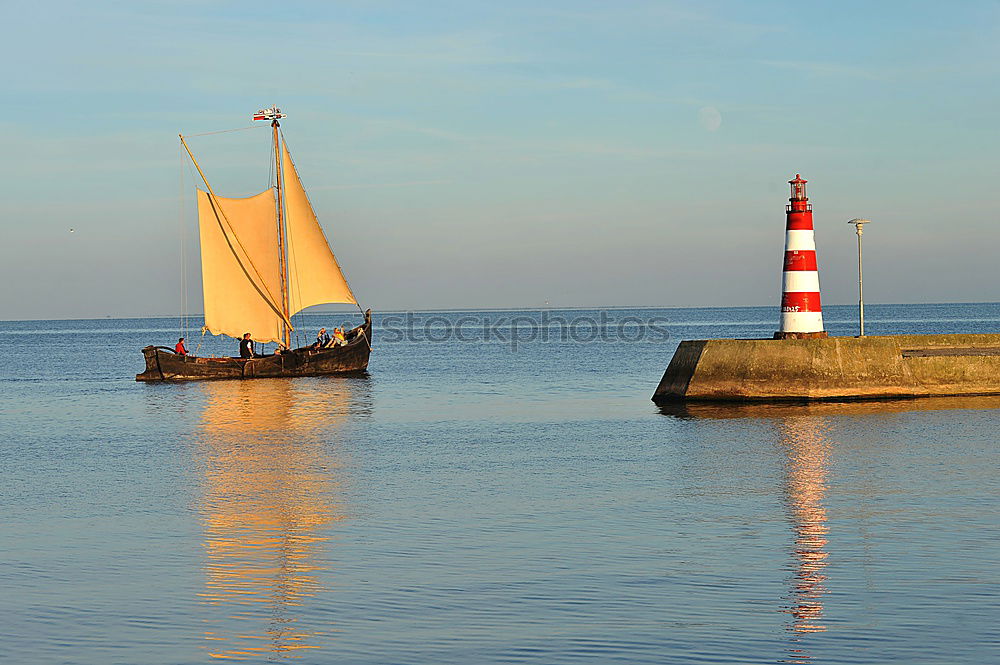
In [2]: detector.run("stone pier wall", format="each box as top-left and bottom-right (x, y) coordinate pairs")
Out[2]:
(652, 334), (1000, 402)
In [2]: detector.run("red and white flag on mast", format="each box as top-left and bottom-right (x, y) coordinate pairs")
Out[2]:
(253, 105), (286, 122)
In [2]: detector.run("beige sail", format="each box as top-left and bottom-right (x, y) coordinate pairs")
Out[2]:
(197, 189), (285, 344)
(282, 141), (357, 316)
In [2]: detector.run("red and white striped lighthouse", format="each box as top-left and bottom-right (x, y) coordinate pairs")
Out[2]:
(776, 174), (828, 339)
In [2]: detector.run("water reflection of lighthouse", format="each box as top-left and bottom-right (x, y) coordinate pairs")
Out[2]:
(778, 417), (831, 663)
(195, 378), (368, 660)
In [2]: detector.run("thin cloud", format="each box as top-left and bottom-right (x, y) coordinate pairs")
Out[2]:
(758, 59), (885, 81)
(313, 179), (452, 191)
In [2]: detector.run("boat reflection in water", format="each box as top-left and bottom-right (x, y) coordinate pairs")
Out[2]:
(194, 377), (369, 660)
(777, 417), (831, 663)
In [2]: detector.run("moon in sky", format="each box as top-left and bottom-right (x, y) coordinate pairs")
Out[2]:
(698, 106), (722, 132)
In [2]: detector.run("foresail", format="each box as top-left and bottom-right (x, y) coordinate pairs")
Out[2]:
(197, 189), (285, 344)
(282, 140), (358, 317)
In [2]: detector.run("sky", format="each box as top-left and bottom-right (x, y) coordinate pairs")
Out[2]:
(3, 1), (1000, 319)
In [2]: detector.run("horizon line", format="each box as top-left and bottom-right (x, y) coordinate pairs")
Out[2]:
(4, 300), (1000, 324)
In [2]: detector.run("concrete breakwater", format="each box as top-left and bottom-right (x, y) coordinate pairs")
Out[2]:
(652, 333), (1000, 402)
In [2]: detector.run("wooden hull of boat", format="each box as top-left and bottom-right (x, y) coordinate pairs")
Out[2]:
(137, 315), (372, 382)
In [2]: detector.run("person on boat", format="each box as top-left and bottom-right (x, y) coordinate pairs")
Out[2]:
(175, 337), (188, 355)
(315, 328), (331, 348)
(333, 327), (346, 346)
(239, 333), (255, 358)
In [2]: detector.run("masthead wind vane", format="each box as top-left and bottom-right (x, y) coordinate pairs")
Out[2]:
(252, 105), (286, 122)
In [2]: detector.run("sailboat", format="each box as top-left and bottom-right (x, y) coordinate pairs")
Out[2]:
(137, 106), (372, 382)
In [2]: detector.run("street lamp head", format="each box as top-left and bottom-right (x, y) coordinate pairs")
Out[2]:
(848, 218), (871, 235)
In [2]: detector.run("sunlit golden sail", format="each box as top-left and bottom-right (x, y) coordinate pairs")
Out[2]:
(197, 189), (286, 344)
(282, 140), (357, 315)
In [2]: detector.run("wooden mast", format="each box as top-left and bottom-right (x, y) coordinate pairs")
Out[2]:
(272, 117), (291, 350)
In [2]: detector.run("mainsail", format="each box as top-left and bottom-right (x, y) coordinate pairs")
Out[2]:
(187, 115), (359, 349)
(197, 189), (285, 344)
(282, 140), (357, 315)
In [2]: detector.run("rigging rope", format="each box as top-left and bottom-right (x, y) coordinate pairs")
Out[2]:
(178, 142), (189, 340)
(194, 327), (206, 357)
(267, 132), (276, 193)
(280, 128), (372, 350)
(184, 125), (265, 138)
(279, 128), (364, 305)
(280, 134), (307, 346)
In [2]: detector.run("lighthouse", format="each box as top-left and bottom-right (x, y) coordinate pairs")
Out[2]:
(652, 174), (1000, 403)
(775, 174), (828, 339)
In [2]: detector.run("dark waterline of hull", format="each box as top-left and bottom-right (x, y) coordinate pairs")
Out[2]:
(137, 314), (372, 381)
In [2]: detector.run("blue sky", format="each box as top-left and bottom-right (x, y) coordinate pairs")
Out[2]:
(3, 1), (999, 318)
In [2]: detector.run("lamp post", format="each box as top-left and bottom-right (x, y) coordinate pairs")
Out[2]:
(848, 219), (870, 336)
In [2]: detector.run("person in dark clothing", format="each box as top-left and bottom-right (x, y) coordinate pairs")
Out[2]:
(315, 328), (331, 348)
(239, 332), (255, 358)
(175, 337), (188, 355)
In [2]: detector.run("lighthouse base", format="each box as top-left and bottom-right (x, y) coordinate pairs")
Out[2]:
(652, 333), (1000, 402)
(773, 330), (829, 340)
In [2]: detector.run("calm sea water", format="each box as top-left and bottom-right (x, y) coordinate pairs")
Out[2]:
(1, 304), (998, 664)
